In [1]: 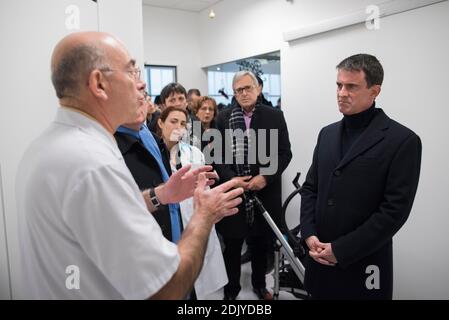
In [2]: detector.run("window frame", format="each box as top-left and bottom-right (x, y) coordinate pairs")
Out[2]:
(144, 64), (177, 100)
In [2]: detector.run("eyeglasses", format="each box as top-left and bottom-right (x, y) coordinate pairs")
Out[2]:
(234, 85), (255, 95)
(100, 67), (141, 80)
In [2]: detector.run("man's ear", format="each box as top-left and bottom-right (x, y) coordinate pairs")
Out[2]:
(87, 70), (108, 100)
(371, 84), (381, 99)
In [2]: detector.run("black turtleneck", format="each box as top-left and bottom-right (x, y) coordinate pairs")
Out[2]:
(341, 103), (377, 158)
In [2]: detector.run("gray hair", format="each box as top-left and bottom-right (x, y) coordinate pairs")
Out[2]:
(232, 70), (259, 89)
(51, 44), (108, 99)
(336, 54), (384, 88)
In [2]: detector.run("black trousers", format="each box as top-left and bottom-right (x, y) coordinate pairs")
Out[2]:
(222, 234), (273, 298)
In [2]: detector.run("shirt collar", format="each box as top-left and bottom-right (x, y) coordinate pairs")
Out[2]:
(239, 104), (256, 116)
(55, 107), (122, 158)
(116, 125), (140, 139)
(115, 124), (167, 155)
(243, 109), (254, 117)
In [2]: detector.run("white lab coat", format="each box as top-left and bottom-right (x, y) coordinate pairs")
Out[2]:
(16, 108), (180, 299)
(170, 142), (228, 299)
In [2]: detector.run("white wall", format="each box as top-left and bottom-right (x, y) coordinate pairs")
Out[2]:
(0, 165), (11, 299)
(282, 3), (449, 299)
(0, 0), (146, 299)
(0, 0), (99, 299)
(198, 0), (449, 299)
(98, 0), (144, 70)
(198, 0), (393, 67)
(142, 5), (207, 94)
(2, 0), (447, 300)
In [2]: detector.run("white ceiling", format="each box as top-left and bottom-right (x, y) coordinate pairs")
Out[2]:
(142, 0), (222, 12)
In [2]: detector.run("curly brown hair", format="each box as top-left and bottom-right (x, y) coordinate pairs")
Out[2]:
(193, 96), (218, 120)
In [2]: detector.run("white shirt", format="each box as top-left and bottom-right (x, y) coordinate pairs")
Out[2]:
(16, 107), (180, 299)
(171, 142), (228, 299)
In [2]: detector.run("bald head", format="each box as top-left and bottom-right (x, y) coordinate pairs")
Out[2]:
(51, 32), (129, 99)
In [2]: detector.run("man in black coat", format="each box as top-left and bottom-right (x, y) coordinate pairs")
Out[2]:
(214, 70), (292, 300)
(300, 54), (422, 299)
(115, 124), (175, 241)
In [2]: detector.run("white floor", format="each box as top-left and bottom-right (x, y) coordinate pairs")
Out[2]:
(204, 261), (301, 300)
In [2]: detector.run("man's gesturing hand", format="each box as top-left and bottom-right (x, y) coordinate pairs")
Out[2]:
(194, 173), (244, 224)
(155, 164), (216, 204)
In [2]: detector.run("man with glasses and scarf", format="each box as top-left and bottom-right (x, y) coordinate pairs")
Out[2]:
(214, 70), (292, 300)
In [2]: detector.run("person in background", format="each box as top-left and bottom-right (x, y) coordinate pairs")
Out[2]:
(146, 83), (189, 132)
(115, 92), (179, 246)
(161, 83), (189, 110)
(154, 95), (163, 109)
(144, 91), (160, 133)
(214, 70), (292, 300)
(193, 96), (218, 153)
(217, 102), (227, 113)
(275, 97), (281, 109)
(241, 76), (277, 270)
(256, 75), (273, 107)
(16, 31), (243, 299)
(187, 88), (201, 119)
(154, 83), (199, 148)
(300, 53), (422, 299)
(157, 106), (228, 299)
(194, 96), (217, 130)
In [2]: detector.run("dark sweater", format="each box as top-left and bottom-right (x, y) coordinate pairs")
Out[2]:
(341, 103), (377, 157)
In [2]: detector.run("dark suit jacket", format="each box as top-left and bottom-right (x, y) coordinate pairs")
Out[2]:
(114, 131), (175, 241)
(146, 110), (161, 133)
(214, 103), (292, 238)
(300, 108), (422, 299)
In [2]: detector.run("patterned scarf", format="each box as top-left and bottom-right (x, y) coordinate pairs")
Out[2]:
(229, 106), (255, 225)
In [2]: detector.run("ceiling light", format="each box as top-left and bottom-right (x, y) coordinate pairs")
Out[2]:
(208, 9), (216, 19)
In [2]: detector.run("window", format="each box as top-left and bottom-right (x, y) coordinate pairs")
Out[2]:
(207, 71), (281, 108)
(260, 73), (281, 107)
(207, 52), (281, 109)
(144, 65), (177, 100)
(207, 71), (234, 106)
